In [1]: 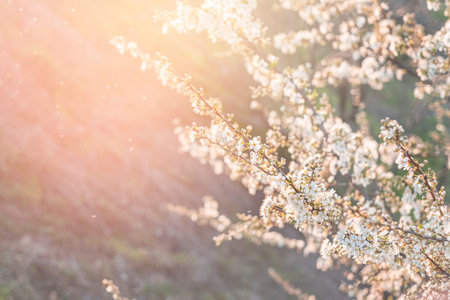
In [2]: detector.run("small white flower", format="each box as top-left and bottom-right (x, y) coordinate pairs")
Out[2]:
(249, 136), (262, 152)
(395, 153), (409, 170)
(260, 196), (276, 219)
(236, 138), (245, 154)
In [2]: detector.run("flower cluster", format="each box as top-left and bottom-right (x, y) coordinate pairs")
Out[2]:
(102, 279), (132, 300)
(113, 1), (449, 298)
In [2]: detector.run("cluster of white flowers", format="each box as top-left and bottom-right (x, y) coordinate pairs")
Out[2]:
(113, 0), (449, 298)
(156, 0), (264, 49)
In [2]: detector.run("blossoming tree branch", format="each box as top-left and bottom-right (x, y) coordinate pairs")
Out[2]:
(111, 0), (449, 298)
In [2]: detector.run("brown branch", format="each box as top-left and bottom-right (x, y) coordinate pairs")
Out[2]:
(423, 252), (449, 276)
(398, 143), (444, 217)
(184, 81), (303, 193)
(394, 226), (449, 243)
